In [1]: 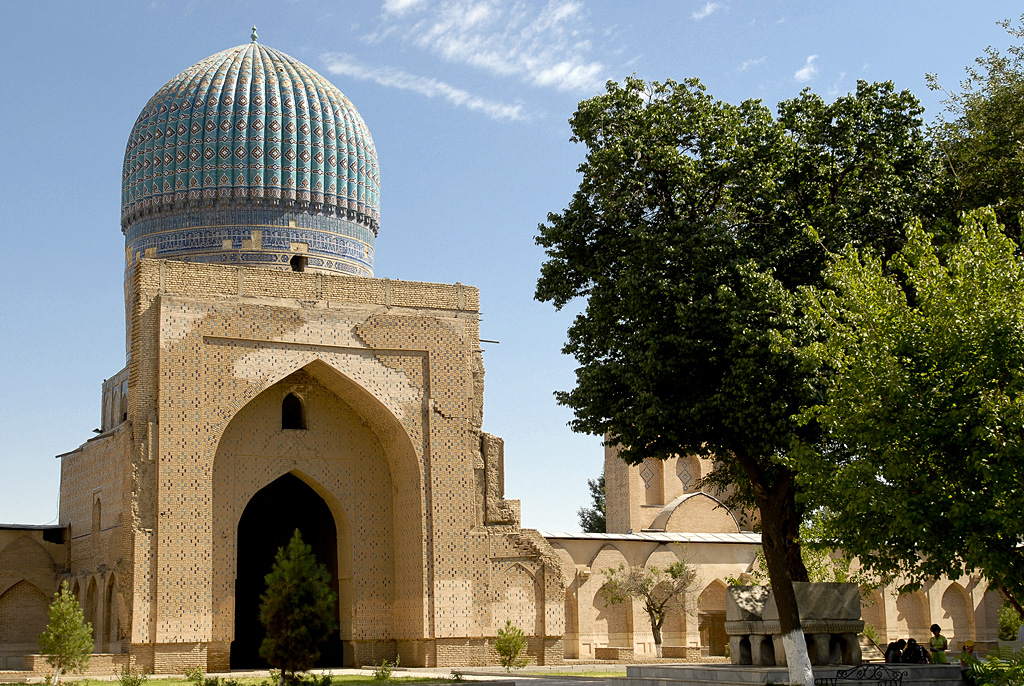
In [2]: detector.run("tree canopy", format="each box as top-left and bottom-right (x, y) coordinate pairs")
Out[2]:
(929, 16), (1024, 240)
(788, 208), (1024, 613)
(536, 76), (937, 680)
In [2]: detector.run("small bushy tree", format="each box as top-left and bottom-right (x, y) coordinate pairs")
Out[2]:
(259, 530), (337, 686)
(577, 472), (606, 533)
(38, 581), (93, 684)
(494, 620), (529, 671)
(1000, 603), (1024, 641)
(600, 560), (700, 657)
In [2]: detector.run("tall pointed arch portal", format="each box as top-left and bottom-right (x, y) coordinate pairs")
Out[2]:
(231, 473), (343, 668)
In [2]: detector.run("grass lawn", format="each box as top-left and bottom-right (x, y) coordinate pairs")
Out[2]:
(59, 678), (456, 686)
(515, 671), (627, 678)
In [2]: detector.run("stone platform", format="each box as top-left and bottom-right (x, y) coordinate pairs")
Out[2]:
(608, 663), (964, 686)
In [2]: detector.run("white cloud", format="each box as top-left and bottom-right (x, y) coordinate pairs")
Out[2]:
(794, 54), (819, 83)
(826, 71), (847, 98)
(374, 0), (605, 92)
(382, 0), (427, 15)
(738, 56), (765, 72)
(322, 53), (526, 121)
(691, 2), (721, 20)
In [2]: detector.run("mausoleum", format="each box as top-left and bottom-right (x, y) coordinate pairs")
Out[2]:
(0, 37), (1007, 674)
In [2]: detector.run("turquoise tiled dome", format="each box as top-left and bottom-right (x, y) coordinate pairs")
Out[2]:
(121, 40), (379, 276)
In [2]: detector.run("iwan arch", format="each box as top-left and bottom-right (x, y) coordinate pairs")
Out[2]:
(0, 38), (1005, 673)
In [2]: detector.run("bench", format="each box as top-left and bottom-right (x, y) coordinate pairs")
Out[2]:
(814, 664), (907, 686)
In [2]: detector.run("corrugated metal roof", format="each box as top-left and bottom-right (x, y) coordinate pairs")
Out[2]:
(539, 531), (761, 544)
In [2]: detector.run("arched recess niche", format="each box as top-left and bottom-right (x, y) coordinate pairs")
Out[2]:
(210, 359), (426, 661)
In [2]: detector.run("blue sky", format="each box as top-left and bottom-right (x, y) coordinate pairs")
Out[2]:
(0, 1), (1019, 531)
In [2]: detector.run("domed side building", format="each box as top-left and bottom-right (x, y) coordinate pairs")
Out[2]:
(0, 37), (1007, 675)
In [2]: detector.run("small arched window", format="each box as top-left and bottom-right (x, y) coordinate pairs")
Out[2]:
(289, 255), (308, 272)
(282, 393), (306, 430)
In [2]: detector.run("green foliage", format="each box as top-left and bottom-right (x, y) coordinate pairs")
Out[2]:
(494, 620), (529, 672)
(600, 559), (700, 651)
(117, 663), (149, 686)
(38, 580), (93, 683)
(372, 656), (399, 683)
(928, 15), (1024, 240)
(726, 514), (862, 587)
(968, 645), (1024, 686)
(861, 622), (883, 649)
(789, 208), (1024, 608)
(536, 76), (937, 647)
(577, 471), (606, 533)
(259, 530), (338, 686)
(184, 667), (204, 686)
(1001, 602), (1024, 641)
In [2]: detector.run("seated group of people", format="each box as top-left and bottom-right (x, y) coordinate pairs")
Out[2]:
(884, 624), (954, 664)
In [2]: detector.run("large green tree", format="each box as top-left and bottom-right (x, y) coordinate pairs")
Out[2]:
(536, 76), (935, 681)
(789, 208), (1024, 616)
(259, 529), (338, 685)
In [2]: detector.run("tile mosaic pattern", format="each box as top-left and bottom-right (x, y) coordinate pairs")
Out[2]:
(121, 41), (379, 266)
(125, 206), (374, 277)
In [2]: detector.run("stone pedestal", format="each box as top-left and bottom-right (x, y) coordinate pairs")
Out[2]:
(725, 583), (864, 667)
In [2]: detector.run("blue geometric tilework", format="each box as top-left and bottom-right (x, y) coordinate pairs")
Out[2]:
(125, 205), (374, 275)
(640, 459), (655, 490)
(121, 41), (380, 238)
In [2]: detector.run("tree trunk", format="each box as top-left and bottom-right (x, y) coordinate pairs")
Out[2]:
(1001, 585), (1024, 619)
(652, 620), (663, 658)
(736, 454), (813, 686)
(759, 475), (813, 686)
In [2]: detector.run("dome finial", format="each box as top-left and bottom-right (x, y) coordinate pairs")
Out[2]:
(251, 25), (258, 43)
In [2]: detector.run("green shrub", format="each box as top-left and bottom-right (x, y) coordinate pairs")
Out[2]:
(373, 655), (399, 683)
(969, 645), (1024, 686)
(117, 663), (149, 686)
(861, 622), (883, 647)
(494, 620), (529, 672)
(183, 667), (204, 686)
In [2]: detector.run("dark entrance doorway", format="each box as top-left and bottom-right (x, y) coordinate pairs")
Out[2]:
(231, 473), (343, 668)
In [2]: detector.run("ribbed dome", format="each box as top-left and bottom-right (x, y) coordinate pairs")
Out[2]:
(121, 40), (379, 277)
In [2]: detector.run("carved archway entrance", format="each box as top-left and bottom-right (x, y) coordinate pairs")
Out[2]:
(230, 473), (343, 668)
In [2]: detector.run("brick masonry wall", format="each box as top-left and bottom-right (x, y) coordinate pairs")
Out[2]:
(109, 259), (563, 670)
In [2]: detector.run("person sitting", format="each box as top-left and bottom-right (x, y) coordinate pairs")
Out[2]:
(903, 637), (930, 663)
(885, 639), (906, 663)
(929, 623), (949, 664)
